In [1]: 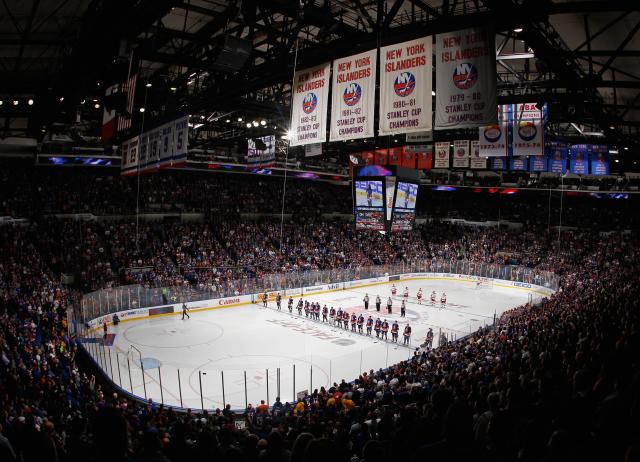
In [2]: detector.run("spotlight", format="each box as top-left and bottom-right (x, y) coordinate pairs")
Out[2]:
(624, 147), (629, 151)
(513, 28), (523, 33)
(94, 103), (100, 109)
(225, 119), (230, 123)
(431, 90), (435, 96)
(139, 107), (145, 113)
(146, 82), (152, 88)
(13, 100), (19, 106)
(59, 97), (64, 102)
(28, 98), (34, 106)
(237, 117), (243, 122)
(246, 123), (252, 128)
(260, 120), (266, 126)
(0, 100), (3, 105)
(170, 86), (177, 92)
(252, 121), (259, 127)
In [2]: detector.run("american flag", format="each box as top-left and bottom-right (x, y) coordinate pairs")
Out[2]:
(117, 73), (137, 132)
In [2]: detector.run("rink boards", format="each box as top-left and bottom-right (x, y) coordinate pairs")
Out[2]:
(85, 272), (554, 333)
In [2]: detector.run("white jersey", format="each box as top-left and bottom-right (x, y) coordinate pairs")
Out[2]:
(403, 289), (409, 298)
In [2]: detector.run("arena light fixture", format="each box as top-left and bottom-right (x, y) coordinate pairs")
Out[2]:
(139, 107), (145, 113)
(146, 82), (152, 88)
(170, 86), (177, 92)
(12, 100), (19, 106)
(252, 121), (259, 127)
(0, 100), (3, 105)
(246, 123), (252, 128)
(624, 147), (629, 151)
(237, 117), (243, 122)
(260, 120), (266, 126)
(225, 119), (230, 123)
(94, 103), (100, 109)
(431, 90), (436, 96)
(28, 98), (34, 106)
(513, 28), (523, 33)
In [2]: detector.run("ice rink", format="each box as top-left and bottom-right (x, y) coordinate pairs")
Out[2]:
(91, 279), (537, 410)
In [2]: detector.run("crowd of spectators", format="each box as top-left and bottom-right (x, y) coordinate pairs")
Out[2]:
(0, 166), (639, 462)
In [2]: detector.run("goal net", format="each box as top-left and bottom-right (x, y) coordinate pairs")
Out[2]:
(475, 277), (494, 289)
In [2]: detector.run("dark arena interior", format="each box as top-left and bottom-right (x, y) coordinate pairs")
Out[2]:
(1, 1), (640, 461)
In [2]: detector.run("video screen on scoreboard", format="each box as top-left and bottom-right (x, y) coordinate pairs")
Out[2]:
(355, 180), (383, 207)
(391, 182), (418, 231)
(354, 180), (385, 231)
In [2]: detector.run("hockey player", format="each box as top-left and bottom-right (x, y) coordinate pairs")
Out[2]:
(276, 293), (282, 310)
(381, 320), (389, 340)
(322, 305), (328, 322)
(357, 314), (364, 334)
(440, 292), (447, 307)
(363, 294), (369, 310)
(374, 318), (382, 338)
(314, 303), (320, 320)
(403, 324), (412, 345)
(386, 297), (393, 314)
(288, 297), (294, 313)
(391, 284), (397, 296)
(400, 299), (406, 318)
(416, 288), (423, 304)
(366, 316), (373, 336)
(391, 321), (399, 342)
(403, 287), (409, 299)
(181, 303), (190, 320)
(330, 306), (336, 323)
(351, 313), (357, 332)
(343, 311), (350, 330)
(430, 290), (437, 305)
(262, 292), (268, 307)
(375, 295), (381, 312)
(304, 301), (310, 318)
(336, 308), (343, 328)
(297, 299), (303, 315)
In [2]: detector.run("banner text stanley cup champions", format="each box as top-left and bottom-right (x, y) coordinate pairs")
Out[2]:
(379, 37), (432, 136)
(290, 63), (330, 146)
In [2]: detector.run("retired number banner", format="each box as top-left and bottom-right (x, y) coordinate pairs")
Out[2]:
(330, 49), (377, 141)
(469, 140), (486, 169)
(434, 142), (450, 168)
(435, 27), (497, 129)
(290, 63), (330, 146)
(379, 37), (432, 136)
(479, 123), (507, 157)
(452, 140), (469, 168)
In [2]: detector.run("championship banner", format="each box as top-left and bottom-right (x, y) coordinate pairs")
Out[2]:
(434, 142), (450, 168)
(512, 105), (543, 156)
(452, 140), (469, 168)
(247, 135), (276, 167)
(479, 123), (507, 157)
(435, 26), (497, 129)
(416, 150), (433, 169)
(379, 36), (432, 135)
(529, 155), (547, 172)
(290, 63), (330, 146)
(569, 145), (588, 174)
(547, 146), (567, 174)
(510, 157), (528, 171)
(591, 147), (610, 176)
(374, 149), (388, 165)
(490, 157), (507, 170)
(330, 49), (376, 141)
(470, 140), (486, 169)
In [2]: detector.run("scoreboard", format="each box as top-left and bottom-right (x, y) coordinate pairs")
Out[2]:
(352, 165), (419, 231)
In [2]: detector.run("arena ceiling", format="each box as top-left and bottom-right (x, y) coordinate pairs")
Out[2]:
(1, 0), (639, 157)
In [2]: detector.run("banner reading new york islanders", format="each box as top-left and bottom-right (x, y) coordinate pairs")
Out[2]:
(290, 63), (330, 146)
(330, 49), (377, 141)
(379, 37), (432, 136)
(435, 27), (497, 130)
(452, 140), (470, 168)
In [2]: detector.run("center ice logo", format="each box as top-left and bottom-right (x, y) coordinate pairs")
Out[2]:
(302, 92), (318, 114)
(517, 121), (537, 141)
(453, 62), (478, 90)
(394, 72), (415, 97)
(343, 82), (362, 106)
(483, 125), (502, 143)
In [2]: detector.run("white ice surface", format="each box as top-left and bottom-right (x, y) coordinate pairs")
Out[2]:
(93, 279), (531, 410)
